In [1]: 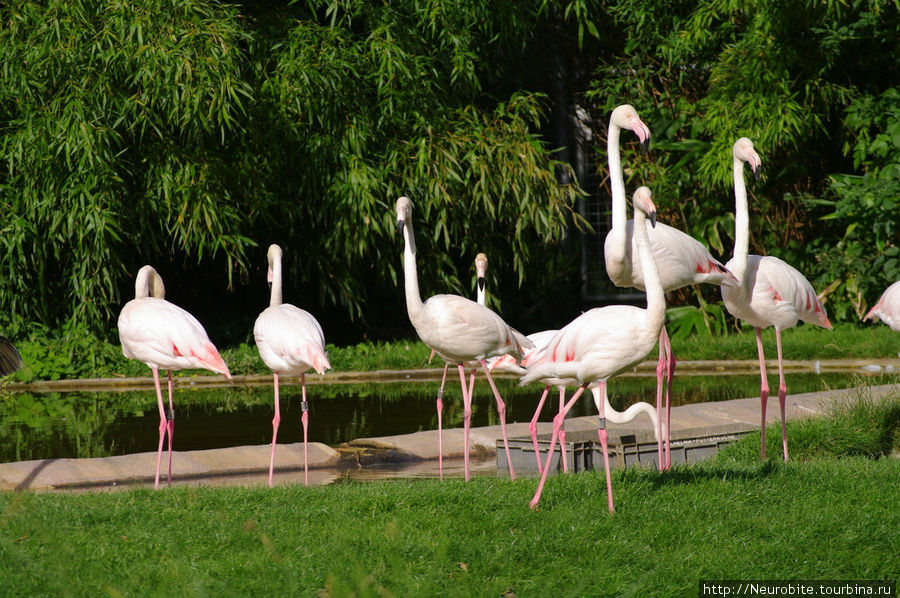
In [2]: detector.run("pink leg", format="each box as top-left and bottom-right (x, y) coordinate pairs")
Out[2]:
(268, 373), (281, 487)
(654, 334), (665, 467)
(597, 385), (614, 514)
(481, 360), (515, 480)
(557, 387), (569, 474)
(530, 386), (587, 509)
(755, 327), (770, 459)
(301, 373), (309, 486)
(661, 328), (675, 470)
(775, 328), (789, 461)
(436, 364), (449, 478)
(457, 365), (473, 481)
(151, 368), (167, 489)
(529, 386), (551, 474)
(166, 371), (175, 485)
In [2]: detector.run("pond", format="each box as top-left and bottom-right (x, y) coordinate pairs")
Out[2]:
(3, 368), (891, 464)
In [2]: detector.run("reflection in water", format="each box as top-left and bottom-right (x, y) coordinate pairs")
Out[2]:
(0, 372), (873, 463)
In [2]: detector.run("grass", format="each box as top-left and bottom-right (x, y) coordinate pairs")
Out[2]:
(2, 389), (898, 597)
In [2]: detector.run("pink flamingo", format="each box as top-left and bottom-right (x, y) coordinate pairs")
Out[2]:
(395, 196), (532, 481)
(254, 244), (330, 487)
(523, 187), (665, 512)
(863, 281), (900, 332)
(432, 252), (491, 477)
(722, 138), (832, 461)
(0, 336), (22, 376)
(118, 265), (232, 488)
(605, 104), (738, 470)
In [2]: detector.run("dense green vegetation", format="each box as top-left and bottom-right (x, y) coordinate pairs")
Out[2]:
(1, 390), (898, 596)
(0, 0), (897, 348)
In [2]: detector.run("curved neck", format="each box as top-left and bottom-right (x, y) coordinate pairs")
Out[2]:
(608, 123), (627, 233)
(731, 155), (750, 280)
(401, 218), (425, 322)
(135, 266), (165, 299)
(268, 253), (283, 307)
(632, 209), (665, 325)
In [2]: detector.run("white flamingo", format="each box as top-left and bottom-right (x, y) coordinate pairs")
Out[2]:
(395, 196), (532, 481)
(605, 104), (738, 470)
(118, 265), (232, 488)
(722, 137), (832, 461)
(523, 187), (665, 512)
(864, 281), (900, 332)
(254, 244), (330, 487)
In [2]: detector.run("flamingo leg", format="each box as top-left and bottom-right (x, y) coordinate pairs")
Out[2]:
(775, 328), (789, 462)
(166, 370), (175, 486)
(530, 386), (587, 509)
(661, 327), (675, 470)
(755, 327), (770, 459)
(654, 334), (665, 468)
(151, 367), (167, 489)
(436, 364), (449, 478)
(557, 387), (569, 474)
(597, 382), (614, 514)
(301, 373), (309, 486)
(481, 360), (515, 480)
(529, 386), (551, 474)
(457, 364), (472, 481)
(268, 373), (281, 487)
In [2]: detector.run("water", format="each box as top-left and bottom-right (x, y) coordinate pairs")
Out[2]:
(0, 371), (885, 464)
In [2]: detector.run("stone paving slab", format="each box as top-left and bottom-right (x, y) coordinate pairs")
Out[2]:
(1, 383), (896, 491)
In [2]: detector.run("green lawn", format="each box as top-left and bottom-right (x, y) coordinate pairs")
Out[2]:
(2, 390), (898, 597)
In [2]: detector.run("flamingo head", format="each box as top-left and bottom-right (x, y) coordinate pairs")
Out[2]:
(475, 252), (488, 293)
(611, 104), (651, 153)
(734, 137), (762, 180)
(266, 244), (282, 288)
(395, 196), (416, 254)
(632, 186), (657, 228)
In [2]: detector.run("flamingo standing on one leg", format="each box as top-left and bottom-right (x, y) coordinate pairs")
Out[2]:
(118, 265), (232, 488)
(0, 336), (22, 376)
(395, 196), (532, 481)
(433, 252), (490, 477)
(604, 104), (739, 470)
(722, 138), (832, 461)
(863, 281), (900, 332)
(254, 244), (330, 487)
(524, 187), (666, 512)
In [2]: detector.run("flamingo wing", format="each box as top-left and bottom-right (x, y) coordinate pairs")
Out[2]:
(864, 280), (900, 332)
(254, 304), (330, 375)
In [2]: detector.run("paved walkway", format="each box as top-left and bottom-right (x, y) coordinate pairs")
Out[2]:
(1, 383), (896, 492)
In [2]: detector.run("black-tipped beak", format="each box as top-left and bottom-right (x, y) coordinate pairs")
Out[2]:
(477, 277), (486, 292)
(648, 211), (657, 227)
(751, 163), (761, 180)
(640, 136), (650, 154)
(396, 218), (405, 235)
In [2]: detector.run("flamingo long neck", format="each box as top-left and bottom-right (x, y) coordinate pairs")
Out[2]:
(608, 122), (627, 235)
(730, 155), (751, 281)
(592, 385), (660, 442)
(135, 266), (165, 299)
(632, 208), (665, 331)
(269, 253), (283, 307)
(401, 218), (426, 324)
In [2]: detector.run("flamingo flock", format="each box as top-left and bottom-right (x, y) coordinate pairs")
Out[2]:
(97, 101), (895, 511)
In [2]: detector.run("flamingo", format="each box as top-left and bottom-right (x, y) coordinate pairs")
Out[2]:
(604, 104), (739, 470)
(863, 281), (900, 332)
(395, 196), (532, 481)
(0, 336), (22, 376)
(523, 187), (665, 512)
(722, 137), (832, 461)
(118, 265), (232, 488)
(432, 251), (490, 477)
(254, 244), (330, 487)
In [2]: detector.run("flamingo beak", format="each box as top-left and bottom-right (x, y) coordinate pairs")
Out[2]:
(628, 116), (651, 153)
(648, 211), (657, 228)
(477, 277), (486, 293)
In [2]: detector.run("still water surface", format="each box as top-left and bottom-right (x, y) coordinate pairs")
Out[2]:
(0, 371), (884, 463)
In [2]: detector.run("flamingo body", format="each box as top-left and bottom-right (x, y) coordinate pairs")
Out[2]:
(864, 281), (900, 332)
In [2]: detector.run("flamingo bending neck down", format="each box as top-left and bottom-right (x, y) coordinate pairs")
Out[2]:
(523, 187), (665, 512)
(395, 196), (532, 481)
(863, 281), (900, 333)
(254, 244), (330, 486)
(117, 265), (232, 488)
(604, 104), (738, 471)
(722, 138), (832, 461)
